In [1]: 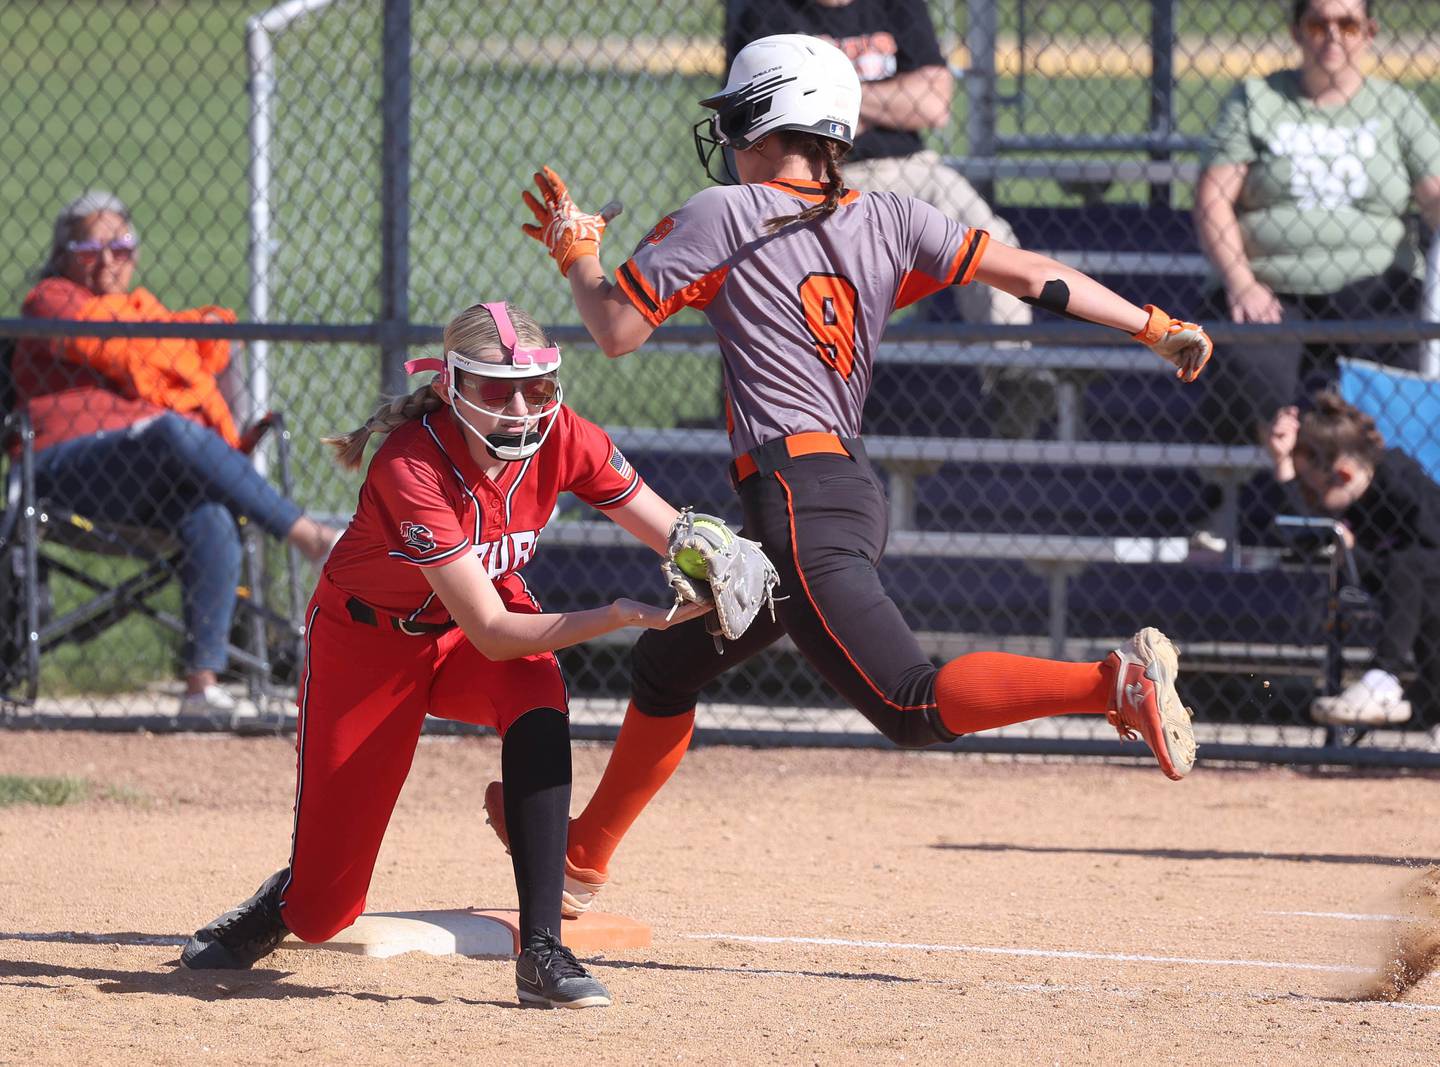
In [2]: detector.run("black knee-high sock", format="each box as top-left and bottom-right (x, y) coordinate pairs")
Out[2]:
(500, 707), (572, 944)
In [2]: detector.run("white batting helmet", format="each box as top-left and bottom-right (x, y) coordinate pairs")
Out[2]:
(693, 34), (861, 182)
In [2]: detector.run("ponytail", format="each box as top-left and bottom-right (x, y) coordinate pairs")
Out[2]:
(322, 302), (550, 470)
(321, 382), (445, 471)
(763, 134), (849, 234)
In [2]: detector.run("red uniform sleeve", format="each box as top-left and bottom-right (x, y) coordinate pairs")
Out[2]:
(893, 196), (990, 310)
(615, 187), (734, 327)
(559, 407), (644, 511)
(365, 446), (473, 566)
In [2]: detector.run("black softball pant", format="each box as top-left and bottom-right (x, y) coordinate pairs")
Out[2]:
(630, 440), (952, 748)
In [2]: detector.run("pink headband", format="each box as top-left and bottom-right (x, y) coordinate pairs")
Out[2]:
(481, 301), (560, 367)
(404, 301), (560, 377)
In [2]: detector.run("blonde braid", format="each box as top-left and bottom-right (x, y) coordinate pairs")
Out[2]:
(321, 382), (445, 470)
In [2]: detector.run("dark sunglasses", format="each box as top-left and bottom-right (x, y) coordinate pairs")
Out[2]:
(66, 234), (139, 261)
(468, 374), (559, 410)
(1300, 14), (1367, 41)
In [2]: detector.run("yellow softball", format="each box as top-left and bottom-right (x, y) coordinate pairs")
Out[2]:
(676, 517), (731, 579)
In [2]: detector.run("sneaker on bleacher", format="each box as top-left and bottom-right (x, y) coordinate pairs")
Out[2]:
(1310, 670), (1412, 727)
(179, 684), (261, 726)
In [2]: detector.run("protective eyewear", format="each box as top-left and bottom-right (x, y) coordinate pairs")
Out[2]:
(66, 234), (139, 261)
(1300, 14), (1367, 41)
(466, 373), (559, 411)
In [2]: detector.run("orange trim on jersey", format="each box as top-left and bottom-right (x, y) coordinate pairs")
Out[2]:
(894, 229), (992, 310)
(660, 265), (729, 318)
(763, 179), (861, 207)
(616, 259), (730, 325)
(954, 228), (990, 286)
(774, 470), (937, 713)
(616, 259), (663, 327)
(894, 267), (946, 310)
(731, 431), (852, 483)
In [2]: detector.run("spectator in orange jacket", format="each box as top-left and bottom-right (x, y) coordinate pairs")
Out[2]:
(14, 191), (341, 720)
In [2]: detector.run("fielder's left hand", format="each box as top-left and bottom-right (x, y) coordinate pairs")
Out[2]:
(521, 166), (622, 278)
(1131, 304), (1214, 383)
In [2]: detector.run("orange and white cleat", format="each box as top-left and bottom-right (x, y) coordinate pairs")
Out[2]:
(483, 780), (607, 918)
(1105, 627), (1197, 780)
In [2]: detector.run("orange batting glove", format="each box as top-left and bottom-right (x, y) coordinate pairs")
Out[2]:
(521, 166), (622, 278)
(1131, 304), (1213, 383)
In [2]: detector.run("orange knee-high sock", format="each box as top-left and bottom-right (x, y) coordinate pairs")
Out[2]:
(935, 653), (1112, 736)
(567, 701), (695, 876)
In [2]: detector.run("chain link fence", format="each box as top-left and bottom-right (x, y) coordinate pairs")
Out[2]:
(4, 0), (1440, 765)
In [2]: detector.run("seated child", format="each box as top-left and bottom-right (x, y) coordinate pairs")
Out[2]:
(1267, 392), (1440, 727)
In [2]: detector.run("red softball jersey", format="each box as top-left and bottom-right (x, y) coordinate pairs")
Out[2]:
(323, 404), (643, 624)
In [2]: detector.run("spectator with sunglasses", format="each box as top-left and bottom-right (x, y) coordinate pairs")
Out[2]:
(1193, 0), (1440, 448)
(14, 190), (342, 719)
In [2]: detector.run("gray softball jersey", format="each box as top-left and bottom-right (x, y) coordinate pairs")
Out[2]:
(615, 180), (989, 456)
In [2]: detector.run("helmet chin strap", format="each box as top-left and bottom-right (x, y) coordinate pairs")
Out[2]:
(449, 382), (564, 463)
(404, 301), (564, 463)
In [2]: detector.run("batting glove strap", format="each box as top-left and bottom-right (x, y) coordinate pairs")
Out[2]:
(1131, 304), (1214, 383)
(1130, 304), (1172, 346)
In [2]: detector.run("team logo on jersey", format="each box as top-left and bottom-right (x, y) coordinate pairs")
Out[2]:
(609, 447), (633, 479)
(400, 521), (436, 553)
(643, 215), (676, 245)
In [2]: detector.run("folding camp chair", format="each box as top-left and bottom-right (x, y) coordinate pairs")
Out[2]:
(0, 338), (307, 719)
(1274, 514), (1386, 748)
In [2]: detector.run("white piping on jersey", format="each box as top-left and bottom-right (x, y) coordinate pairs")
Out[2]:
(421, 413), (485, 544)
(406, 591), (437, 623)
(590, 470), (642, 509)
(386, 540), (470, 566)
(502, 452), (535, 525)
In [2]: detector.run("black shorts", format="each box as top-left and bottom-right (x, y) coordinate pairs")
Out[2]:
(631, 437), (951, 748)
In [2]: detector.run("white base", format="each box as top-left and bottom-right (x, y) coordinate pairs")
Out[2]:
(278, 910), (518, 959)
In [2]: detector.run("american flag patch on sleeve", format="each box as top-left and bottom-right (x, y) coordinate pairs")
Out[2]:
(609, 447), (633, 479)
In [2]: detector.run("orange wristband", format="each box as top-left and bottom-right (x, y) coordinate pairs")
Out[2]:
(1130, 304), (1171, 345)
(556, 237), (600, 278)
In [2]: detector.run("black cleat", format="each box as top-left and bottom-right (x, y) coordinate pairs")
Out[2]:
(181, 868), (291, 969)
(515, 929), (612, 1009)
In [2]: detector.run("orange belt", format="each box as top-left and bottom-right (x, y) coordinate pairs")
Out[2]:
(731, 431), (852, 483)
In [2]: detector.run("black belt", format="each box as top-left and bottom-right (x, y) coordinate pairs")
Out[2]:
(346, 596), (457, 636)
(729, 432), (864, 487)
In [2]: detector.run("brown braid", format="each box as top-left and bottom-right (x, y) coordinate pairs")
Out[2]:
(321, 383), (446, 471)
(1295, 390), (1387, 469)
(763, 133), (850, 234)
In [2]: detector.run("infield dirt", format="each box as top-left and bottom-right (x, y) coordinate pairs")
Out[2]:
(2, 731), (1438, 1064)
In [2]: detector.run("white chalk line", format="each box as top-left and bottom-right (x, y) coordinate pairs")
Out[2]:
(686, 932), (1371, 975)
(1263, 910), (1412, 923)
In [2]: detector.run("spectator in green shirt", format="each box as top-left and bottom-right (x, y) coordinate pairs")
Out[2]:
(1193, 0), (1440, 446)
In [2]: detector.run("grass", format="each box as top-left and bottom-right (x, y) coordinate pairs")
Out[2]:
(0, 774), (91, 807)
(0, 774), (149, 807)
(4, 0), (1439, 690)
(30, 547), (185, 696)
